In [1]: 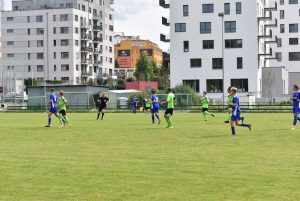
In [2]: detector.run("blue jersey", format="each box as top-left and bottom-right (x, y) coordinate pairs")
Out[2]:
(232, 96), (241, 116)
(132, 97), (138, 108)
(49, 93), (58, 109)
(151, 94), (159, 108)
(292, 91), (300, 109)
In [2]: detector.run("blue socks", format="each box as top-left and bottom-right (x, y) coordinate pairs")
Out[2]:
(241, 123), (250, 127)
(294, 116), (298, 126)
(48, 117), (52, 126)
(155, 114), (160, 121)
(231, 127), (236, 135)
(152, 114), (155, 123)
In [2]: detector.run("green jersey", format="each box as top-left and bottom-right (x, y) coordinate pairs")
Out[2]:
(167, 93), (175, 109)
(58, 96), (67, 111)
(145, 99), (151, 107)
(228, 95), (234, 103)
(202, 96), (210, 109)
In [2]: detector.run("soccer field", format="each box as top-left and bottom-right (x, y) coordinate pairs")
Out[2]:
(0, 112), (299, 201)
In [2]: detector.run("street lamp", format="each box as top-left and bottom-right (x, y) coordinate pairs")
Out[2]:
(218, 12), (225, 109)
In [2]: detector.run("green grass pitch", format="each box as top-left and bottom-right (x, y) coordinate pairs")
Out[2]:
(0, 112), (300, 201)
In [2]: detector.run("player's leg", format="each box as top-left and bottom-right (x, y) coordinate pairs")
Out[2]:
(46, 112), (53, 127)
(204, 110), (214, 117)
(151, 110), (155, 124)
(224, 108), (232, 123)
(236, 116), (251, 131)
(292, 112), (298, 129)
(101, 109), (105, 120)
(230, 119), (236, 136)
(164, 110), (171, 128)
(155, 111), (161, 124)
(97, 107), (101, 120)
(57, 111), (65, 127)
(203, 108), (208, 121)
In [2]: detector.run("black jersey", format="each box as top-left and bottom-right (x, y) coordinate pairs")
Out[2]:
(98, 96), (109, 108)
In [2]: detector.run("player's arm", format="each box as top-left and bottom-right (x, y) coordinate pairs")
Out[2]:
(229, 98), (238, 106)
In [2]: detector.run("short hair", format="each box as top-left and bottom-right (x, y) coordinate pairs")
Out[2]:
(167, 88), (172, 93)
(151, 90), (155, 94)
(50, 88), (54, 93)
(227, 86), (232, 91)
(203, 91), (207, 94)
(231, 87), (237, 94)
(294, 85), (300, 90)
(60, 91), (64, 96)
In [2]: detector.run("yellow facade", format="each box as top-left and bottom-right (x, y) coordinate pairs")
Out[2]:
(115, 39), (163, 69)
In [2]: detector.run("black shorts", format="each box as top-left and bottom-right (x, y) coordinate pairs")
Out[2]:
(98, 106), (106, 112)
(165, 108), (174, 116)
(145, 106), (151, 110)
(59, 109), (66, 116)
(202, 108), (208, 112)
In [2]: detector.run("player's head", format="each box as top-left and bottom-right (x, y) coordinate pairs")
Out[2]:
(203, 91), (207, 96)
(151, 90), (156, 95)
(227, 86), (232, 94)
(167, 88), (172, 93)
(60, 91), (64, 96)
(101, 93), (105, 97)
(49, 88), (54, 93)
(293, 84), (300, 92)
(231, 87), (237, 95)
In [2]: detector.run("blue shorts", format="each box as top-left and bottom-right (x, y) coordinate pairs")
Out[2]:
(293, 107), (300, 114)
(151, 107), (159, 113)
(49, 107), (58, 114)
(231, 113), (241, 121)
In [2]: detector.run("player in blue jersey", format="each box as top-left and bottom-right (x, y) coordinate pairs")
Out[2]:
(151, 90), (161, 124)
(291, 85), (300, 129)
(132, 96), (138, 114)
(228, 87), (252, 136)
(45, 88), (63, 127)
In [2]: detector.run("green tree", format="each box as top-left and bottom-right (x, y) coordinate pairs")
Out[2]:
(134, 52), (154, 81)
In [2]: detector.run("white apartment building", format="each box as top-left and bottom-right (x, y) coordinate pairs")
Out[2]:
(1, 0), (114, 85)
(160, 0), (300, 99)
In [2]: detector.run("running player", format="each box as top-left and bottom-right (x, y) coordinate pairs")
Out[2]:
(201, 91), (214, 121)
(229, 87), (252, 136)
(291, 84), (300, 129)
(161, 88), (175, 128)
(96, 93), (110, 120)
(151, 90), (161, 124)
(224, 86), (244, 123)
(45, 88), (62, 127)
(144, 96), (151, 114)
(58, 91), (70, 128)
(132, 96), (138, 114)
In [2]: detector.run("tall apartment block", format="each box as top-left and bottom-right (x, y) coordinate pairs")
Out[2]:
(1, 0), (114, 85)
(160, 0), (300, 99)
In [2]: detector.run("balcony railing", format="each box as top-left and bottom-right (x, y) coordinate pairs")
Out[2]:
(93, 14), (102, 20)
(160, 33), (170, 42)
(258, 30), (273, 39)
(81, 47), (93, 52)
(258, 11), (272, 21)
(258, 47), (273, 57)
(81, 72), (93, 77)
(93, 37), (103, 42)
(93, 25), (103, 31)
(81, 34), (92, 40)
(264, 1), (277, 11)
(159, 0), (170, 8)
(265, 18), (277, 28)
(162, 16), (170, 26)
(94, 49), (103, 54)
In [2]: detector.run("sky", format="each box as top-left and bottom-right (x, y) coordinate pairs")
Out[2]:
(3, 0), (169, 51)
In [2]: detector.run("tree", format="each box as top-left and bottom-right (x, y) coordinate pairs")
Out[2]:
(115, 60), (120, 68)
(134, 52), (154, 81)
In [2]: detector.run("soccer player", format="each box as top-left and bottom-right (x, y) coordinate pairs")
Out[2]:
(201, 91), (214, 121)
(151, 90), (161, 124)
(291, 84), (300, 129)
(132, 96), (138, 114)
(224, 86), (244, 123)
(45, 88), (62, 127)
(229, 87), (252, 136)
(96, 93), (110, 120)
(161, 88), (175, 128)
(58, 91), (70, 128)
(144, 96), (151, 114)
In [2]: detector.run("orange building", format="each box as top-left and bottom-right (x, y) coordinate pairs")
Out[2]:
(114, 36), (163, 78)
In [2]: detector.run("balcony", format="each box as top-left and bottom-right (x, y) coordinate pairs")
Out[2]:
(94, 60), (103, 65)
(162, 16), (170, 26)
(81, 34), (92, 40)
(258, 30), (273, 39)
(257, 11), (272, 21)
(81, 59), (92, 65)
(80, 23), (90, 29)
(93, 14), (102, 20)
(264, 36), (278, 44)
(93, 25), (103, 31)
(159, 0), (170, 8)
(81, 47), (93, 52)
(264, 1), (277, 11)
(81, 72), (93, 77)
(160, 33), (170, 42)
(93, 37), (103, 43)
(258, 47), (273, 57)
(265, 18), (277, 28)
(94, 49), (103, 54)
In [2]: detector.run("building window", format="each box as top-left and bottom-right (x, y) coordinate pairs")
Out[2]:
(76, 65), (79, 71)
(280, 24), (285, 33)
(61, 52), (69, 59)
(60, 27), (69, 34)
(289, 52), (300, 61)
(207, 79), (223, 93)
(200, 22), (211, 34)
(37, 65), (43, 72)
(75, 15), (79, 22)
(28, 65), (31, 72)
(27, 16), (30, 22)
(183, 5), (189, 16)
(36, 15), (43, 22)
(289, 24), (298, 33)
(7, 53), (14, 58)
(183, 80), (200, 93)
(60, 14), (68, 21)
(61, 39), (69, 46)
(53, 15), (56, 21)
(28, 53), (31, 60)
(37, 40), (44, 47)
(225, 39), (243, 48)
(66, 3), (72, 8)
(190, 59), (202, 68)
(54, 40), (57, 46)
(202, 4), (214, 13)
(212, 58), (223, 69)
(183, 41), (189, 52)
(237, 57), (243, 69)
(280, 0), (284, 5)
(7, 29), (14, 33)
(37, 53), (44, 59)
(61, 64), (70, 71)
(203, 40), (214, 49)
(225, 21), (236, 33)
(276, 52), (283, 61)
(236, 2), (242, 14)
(54, 52), (56, 59)
(289, 0), (298, 4)
(224, 3), (230, 15)
(36, 28), (44, 35)
(277, 38), (282, 47)
(7, 41), (14, 46)
(289, 38), (299, 45)
(280, 10), (285, 19)
(53, 27), (56, 34)
(175, 23), (186, 32)
(54, 65), (57, 71)
(231, 79), (248, 92)
(75, 40), (79, 46)
(7, 17), (14, 21)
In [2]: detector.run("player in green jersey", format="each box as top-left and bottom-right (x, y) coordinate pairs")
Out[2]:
(58, 91), (70, 128)
(201, 91), (214, 121)
(144, 96), (152, 114)
(161, 88), (175, 128)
